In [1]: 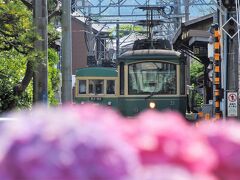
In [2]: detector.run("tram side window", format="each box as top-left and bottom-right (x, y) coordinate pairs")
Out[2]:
(107, 80), (115, 94)
(96, 80), (104, 94)
(79, 80), (86, 94)
(89, 80), (104, 94)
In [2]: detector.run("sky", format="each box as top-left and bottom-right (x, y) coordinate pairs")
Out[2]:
(72, 0), (216, 38)
(73, 0), (216, 22)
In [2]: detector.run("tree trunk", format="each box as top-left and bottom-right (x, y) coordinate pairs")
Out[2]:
(13, 60), (34, 96)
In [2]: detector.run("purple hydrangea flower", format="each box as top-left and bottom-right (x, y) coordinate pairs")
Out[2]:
(0, 105), (140, 180)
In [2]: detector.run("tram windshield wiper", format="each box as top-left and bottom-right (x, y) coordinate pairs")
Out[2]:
(145, 93), (153, 99)
(145, 82), (158, 99)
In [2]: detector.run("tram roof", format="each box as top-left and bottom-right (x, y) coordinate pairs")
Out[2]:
(118, 49), (181, 63)
(76, 67), (118, 77)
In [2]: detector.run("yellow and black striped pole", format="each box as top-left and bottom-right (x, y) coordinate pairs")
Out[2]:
(213, 25), (222, 119)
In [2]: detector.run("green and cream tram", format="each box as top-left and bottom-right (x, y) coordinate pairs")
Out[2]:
(74, 40), (187, 116)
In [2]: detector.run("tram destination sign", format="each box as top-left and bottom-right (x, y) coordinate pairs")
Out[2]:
(89, 97), (102, 101)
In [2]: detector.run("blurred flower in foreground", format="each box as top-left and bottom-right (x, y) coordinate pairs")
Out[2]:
(0, 105), (139, 180)
(135, 164), (217, 180)
(199, 121), (240, 180)
(123, 110), (218, 179)
(1, 104), (240, 180)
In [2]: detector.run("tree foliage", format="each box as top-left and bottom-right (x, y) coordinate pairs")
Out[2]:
(109, 24), (143, 38)
(48, 48), (60, 105)
(0, 0), (34, 53)
(190, 60), (204, 84)
(190, 60), (204, 108)
(0, 0), (61, 113)
(0, 51), (32, 113)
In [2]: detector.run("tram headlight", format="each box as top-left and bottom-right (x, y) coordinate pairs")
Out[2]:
(149, 102), (156, 109)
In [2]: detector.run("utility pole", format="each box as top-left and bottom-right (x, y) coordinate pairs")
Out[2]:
(116, 22), (120, 58)
(184, 0), (190, 22)
(174, 0), (181, 28)
(61, 0), (73, 103)
(33, 0), (48, 104)
(184, 0), (190, 98)
(226, 14), (239, 91)
(116, 0), (120, 58)
(226, 15), (239, 118)
(221, 0), (239, 118)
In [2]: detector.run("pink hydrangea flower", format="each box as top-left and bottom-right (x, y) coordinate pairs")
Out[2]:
(199, 120), (240, 180)
(0, 105), (140, 180)
(134, 164), (217, 180)
(123, 110), (218, 174)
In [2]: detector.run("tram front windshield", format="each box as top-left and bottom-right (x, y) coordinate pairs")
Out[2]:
(128, 62), (176, 95)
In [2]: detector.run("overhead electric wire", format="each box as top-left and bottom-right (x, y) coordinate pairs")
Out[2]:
(81, 0), (128, 16)
(73, 0), (219, 64)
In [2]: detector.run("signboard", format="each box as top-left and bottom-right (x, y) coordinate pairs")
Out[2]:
(222, 17), (239, 39)
(227, 92), (238, 117)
